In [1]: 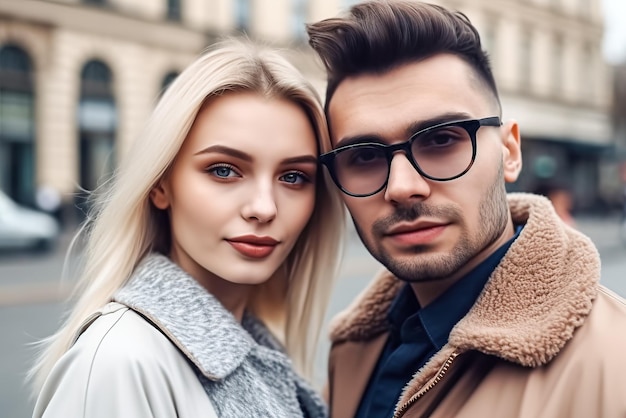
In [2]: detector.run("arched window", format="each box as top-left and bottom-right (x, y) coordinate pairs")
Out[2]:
(519, 28), (533, 89)
(167, 0), (181, 21)
(161, 71), (179, 92)
(482, 16), (498, 63)
(552, 34), (564, 96)
(580, 43), (594, 99)
(291, 0), (308, 41)
(0, 45), (35, 206)
(236, 0), (252, 33)
(77, 59), (117, 216)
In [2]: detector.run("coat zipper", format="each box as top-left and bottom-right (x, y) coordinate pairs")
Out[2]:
(392, 351), (460, 418)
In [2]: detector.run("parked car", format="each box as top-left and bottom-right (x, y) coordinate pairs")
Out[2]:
(0, 190), (60, 251)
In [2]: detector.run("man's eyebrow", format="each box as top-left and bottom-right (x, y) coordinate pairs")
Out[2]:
(334, 134), (383, 149)
(193, 145), (252, 162)
(334, 111), (475, 149)
(404, 112), (474, 137)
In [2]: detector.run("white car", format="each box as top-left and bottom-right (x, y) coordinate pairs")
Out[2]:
(0, 190), (60, 251)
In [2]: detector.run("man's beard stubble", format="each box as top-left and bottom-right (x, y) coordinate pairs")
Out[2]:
(353, 164), (510, 283)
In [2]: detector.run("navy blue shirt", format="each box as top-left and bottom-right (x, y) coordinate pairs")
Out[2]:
(354, 226), (523, 418)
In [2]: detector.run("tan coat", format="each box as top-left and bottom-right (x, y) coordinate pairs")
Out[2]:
(327, 193), (626, 418)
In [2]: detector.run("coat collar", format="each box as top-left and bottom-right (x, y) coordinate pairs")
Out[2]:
(113, 253), (278, 380)
(329, 193), (600, 368)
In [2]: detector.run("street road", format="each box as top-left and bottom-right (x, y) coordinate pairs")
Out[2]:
(1, 217), (625, 417)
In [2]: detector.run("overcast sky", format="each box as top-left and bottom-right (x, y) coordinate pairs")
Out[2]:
(602, 0), (626, 64)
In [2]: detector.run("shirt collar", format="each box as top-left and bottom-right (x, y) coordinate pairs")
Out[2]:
(389, 225), (524, 349)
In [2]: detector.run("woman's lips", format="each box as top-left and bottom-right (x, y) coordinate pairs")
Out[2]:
(226, 236), (279, 259)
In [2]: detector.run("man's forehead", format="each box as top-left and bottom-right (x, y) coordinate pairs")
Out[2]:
(327, 55), (496, 141)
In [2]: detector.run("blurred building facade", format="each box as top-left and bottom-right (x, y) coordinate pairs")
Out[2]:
(0, 0), (617, 223)
(613, 62), (626, 215)
(455, 0), (615, 211)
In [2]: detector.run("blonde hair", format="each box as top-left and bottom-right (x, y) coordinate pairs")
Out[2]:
(30, 38), (344, 393)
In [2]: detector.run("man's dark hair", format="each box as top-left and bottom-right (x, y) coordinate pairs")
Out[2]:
(306, 0), (500, 112)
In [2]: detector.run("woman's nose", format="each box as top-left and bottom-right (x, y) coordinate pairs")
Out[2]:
(241, 183), (278, 223)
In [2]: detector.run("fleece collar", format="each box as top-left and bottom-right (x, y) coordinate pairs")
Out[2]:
(329, 193), (600, 367)
(113, 253), (282, 380)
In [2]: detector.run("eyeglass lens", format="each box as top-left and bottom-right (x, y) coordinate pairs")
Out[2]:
(332, 124), (474, 196)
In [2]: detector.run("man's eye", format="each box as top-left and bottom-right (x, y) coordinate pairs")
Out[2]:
(429, 134), (455, 146)
(416, 128), (467, 149)
(345, 147), (385, 166)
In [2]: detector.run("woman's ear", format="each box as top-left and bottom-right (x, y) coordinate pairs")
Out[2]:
(501, 120), (522, 183)
(150, 180), (170, 210)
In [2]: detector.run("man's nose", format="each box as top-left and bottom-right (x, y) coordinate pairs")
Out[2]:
(383, 152), (431, 204)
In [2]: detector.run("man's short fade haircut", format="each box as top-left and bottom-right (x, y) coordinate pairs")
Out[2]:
(306, 0), (501, 113)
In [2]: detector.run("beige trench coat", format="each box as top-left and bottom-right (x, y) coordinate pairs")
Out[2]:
(33, 303), (218, 418)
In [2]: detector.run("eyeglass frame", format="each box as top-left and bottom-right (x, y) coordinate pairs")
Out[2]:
(319, 116), (503, 198)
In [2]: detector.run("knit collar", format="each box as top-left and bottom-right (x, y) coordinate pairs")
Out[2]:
(113, 253), (285, 380)
(329, 193), (600, 367)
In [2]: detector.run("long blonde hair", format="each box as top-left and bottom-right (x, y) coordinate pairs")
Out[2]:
(30, 38), (344, 393)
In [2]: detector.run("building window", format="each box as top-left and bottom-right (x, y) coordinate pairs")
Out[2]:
(81, 60), (113, 98)
(552, 34), (563, 96)
(292, 0), (308, 41)
(519, 28), (532, 90)
(77, 60), (117, 216)
(0, 45), (35, 206)
(167, 0), (181, 21)
(482, 17), (498, 64)
(579, 0), (590, 16)
(236, 0), (252, 33)
(580, 43), (593, 99)
(161, 71), (179, 94)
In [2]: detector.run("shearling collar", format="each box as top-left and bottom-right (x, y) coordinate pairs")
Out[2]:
(329, 193), (600, 368)
(113, 253), (283, 380)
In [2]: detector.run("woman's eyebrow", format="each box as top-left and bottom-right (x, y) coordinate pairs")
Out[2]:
(193, 145), (252, 162)
(194, 146), (316, 166)
(281, 155), (318, 165)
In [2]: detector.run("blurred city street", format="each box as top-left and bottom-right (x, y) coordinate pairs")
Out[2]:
(1, 0), (625, 416)
(0, 216), (624, 417)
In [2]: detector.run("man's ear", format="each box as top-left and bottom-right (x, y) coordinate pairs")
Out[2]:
(501, 120), (522, 183)
(150, 180), (170, 210)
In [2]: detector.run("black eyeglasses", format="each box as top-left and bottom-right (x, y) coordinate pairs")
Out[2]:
(320, 117), (502, 197)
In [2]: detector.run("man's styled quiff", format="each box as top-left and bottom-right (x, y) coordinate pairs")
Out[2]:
(306, 0), (500, 111)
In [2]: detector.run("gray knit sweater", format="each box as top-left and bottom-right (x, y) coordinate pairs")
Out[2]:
(113, 253), (327, 418)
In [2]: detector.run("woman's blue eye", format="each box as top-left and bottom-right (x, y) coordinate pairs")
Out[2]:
(207, 165), (238, 178)
(281, 172), (308, 184)
(215, 167), (231, 177)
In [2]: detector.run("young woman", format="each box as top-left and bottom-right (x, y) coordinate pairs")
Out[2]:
(30, 39), (344, 418)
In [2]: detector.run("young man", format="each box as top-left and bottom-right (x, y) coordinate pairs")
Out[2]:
(307, 2), (626, 417)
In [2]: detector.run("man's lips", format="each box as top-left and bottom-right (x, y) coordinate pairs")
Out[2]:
(384, 221), (449, 246)
(226, 235), (280, 258)
(385, 221), (447, 236)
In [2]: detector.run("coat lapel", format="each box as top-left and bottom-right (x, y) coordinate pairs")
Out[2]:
(329, 331), (388, 418)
